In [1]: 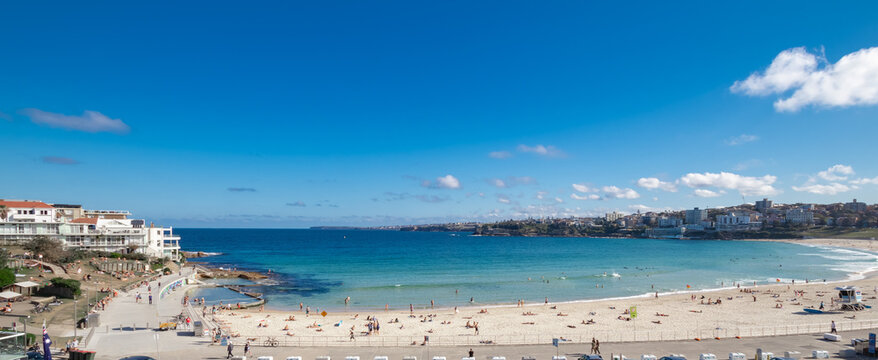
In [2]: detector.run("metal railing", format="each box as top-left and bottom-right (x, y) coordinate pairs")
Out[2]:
(224, 318), (878, 347)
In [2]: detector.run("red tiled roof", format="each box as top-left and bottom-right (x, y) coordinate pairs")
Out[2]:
(0, 200), (54, 209)
(71, 217), (98, 225)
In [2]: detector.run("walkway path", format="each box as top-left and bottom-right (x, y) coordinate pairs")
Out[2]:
(82, 266), (213, 359)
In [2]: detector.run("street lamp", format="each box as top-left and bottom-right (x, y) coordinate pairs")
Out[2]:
(73, 296), (77, 339)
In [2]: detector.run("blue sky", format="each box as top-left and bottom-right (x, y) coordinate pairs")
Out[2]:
(2, 1), (878, 227)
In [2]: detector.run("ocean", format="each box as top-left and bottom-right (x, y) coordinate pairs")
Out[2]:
(178, 228), (878, 311)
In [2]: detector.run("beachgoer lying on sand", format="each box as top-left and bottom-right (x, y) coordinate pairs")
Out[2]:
(283, 325), (290, 330)
(522, 321), (535, 325)
(655, 312), (669, 317)
(567, 325), (576, 328)
(589, 311), (596, 315)
(522, 311), (536, 316)
(557, 312), (568, 316)
(478, 309), (488, 314)
(689, 310), (702, 313)
(286, 331), (295, 336)
(286, 315), (295, 321)
(652, 320), (662, 324)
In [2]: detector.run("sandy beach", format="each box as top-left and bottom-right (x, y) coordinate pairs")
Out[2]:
(203, 238), (878, 345)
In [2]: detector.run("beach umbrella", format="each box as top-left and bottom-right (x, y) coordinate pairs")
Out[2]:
(42, 321), (53, 360)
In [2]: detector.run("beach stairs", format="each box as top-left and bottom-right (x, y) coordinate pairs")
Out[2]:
(812, 351), (830, 359)
(286, 357), (302, 360)
(433, 357), (446, 360)
(699, 354), (717, 360)
(463, 357), (475, 360)
(553, 357), (567, 360)
(403, 357), (417, 360)
(316, 356), (331, 360)
(375, 357), (389, 360)
(642, 355), (657, 360)
(346, 356), (360, 360)
(257, 357), (274, 360)
(492, 357), (507, 360)
(728, 352), (746, 360)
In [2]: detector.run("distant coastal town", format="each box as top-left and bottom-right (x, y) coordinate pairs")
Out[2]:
(330, 198), (878, 240)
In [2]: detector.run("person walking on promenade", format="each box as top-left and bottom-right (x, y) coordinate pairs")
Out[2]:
(469, 349), (474, 358)
(226, 342), (234, 359)
(831, 320), (837, 334)
(244, 340), (251, 356)
(595, 339), (601, 354)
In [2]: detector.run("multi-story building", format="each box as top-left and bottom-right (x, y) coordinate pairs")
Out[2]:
(785, 208), (814, 225)
(0, 200), (180, 259)
(658, 216), (683, 228)
(844, 199), (868, 213)
(685, 207), (708, 224)
(755, 198), (773, 213)
(605, 211), (625, 222)
(716, 211), (762, 231)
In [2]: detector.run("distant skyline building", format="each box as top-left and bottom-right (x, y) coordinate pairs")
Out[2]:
(785, 208), (814, 224)
(755, 198), (773, 213)
(845, 199), (868, 212)
(605, 211), (624, 222)
(685, 207), (708, 225)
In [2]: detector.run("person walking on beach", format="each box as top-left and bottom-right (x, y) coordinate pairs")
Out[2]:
(148, 294), (153, 305)
(831, 320), (837, 334)
(410, 304), (413, 314)
(350, 329), (355, 341)
(226, 342), (234, 359)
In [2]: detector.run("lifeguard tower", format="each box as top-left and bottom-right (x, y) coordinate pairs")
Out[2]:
(837, 286), (867, 311)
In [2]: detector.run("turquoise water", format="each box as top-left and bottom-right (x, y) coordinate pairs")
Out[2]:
(178, 229), (878, 311)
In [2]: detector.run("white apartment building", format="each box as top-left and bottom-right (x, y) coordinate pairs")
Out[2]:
(0, 200), (180, 259)
(605, 211), (625, 222)
(716, 211), (762, 231)
(785, 208), (814, 225)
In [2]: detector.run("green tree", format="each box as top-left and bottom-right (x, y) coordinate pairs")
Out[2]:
(0, 268), (14, 288)
(23, 235), (66, 263)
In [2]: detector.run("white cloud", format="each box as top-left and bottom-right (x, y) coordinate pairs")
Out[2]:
(554, 197), (564, 203)
(536, 191), (547, 200)
(422, 174), (461, 189)
(817, 164), (854, 181)
(694, 189), (723, 198)
(678, 171), (779, 196)
(21, 108), (130, 134)
(517, 144), (564, 157)
(497, 194), (512, 204)
(572, 183), (593, 193)
(793, 165), (859, 194)
(489, 176), (537, 188)
(731, 46), (878, 112)
(636, 177), (677, 192)
(628, 204), (674, 213)
(851, 176), (878, 185)
(570, 193), (600, 201)
(602, 186), (640, 199)
(488, 151), (512, 159)
(725, 134), (759, 146)
(792, 183), (853, 195)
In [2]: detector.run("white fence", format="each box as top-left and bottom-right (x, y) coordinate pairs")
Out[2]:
(229, 318), (878, 347)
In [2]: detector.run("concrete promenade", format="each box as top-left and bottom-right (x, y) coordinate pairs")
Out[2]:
(84, 266), (213, 359)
